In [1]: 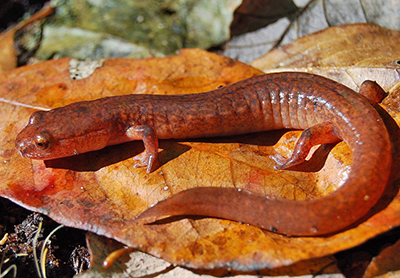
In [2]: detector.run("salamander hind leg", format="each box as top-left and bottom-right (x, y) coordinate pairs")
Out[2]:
(275, 122), (341, 170)
(358, 80), (387, 104)
(126, 125), (160, 173)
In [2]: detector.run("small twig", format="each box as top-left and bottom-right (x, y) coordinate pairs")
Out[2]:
(32, 221), (43, 278)
(39, 224), (64, 278)
(0, 252), (17, 278)
(0, 265), (16, 278)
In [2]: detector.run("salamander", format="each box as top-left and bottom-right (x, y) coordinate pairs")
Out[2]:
(15, 72), (392, 236)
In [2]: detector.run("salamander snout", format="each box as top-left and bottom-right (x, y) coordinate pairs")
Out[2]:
(15, 129), (54, 159)
(15, 134), (35, 158)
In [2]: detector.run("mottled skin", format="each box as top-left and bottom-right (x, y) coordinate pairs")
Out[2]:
(15, 72), (391, 236)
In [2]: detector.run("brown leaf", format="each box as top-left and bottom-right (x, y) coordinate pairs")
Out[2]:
(0, 48), (399, 271)
(363, 236), (400, 278)
(230, 0), (297, 36)
(223, 1), (400, 64)
(83, 233), (172, 277)
(0, 3), (53, 73)
(83, 233), (340, 277)
(85, 233), (134, 275)
(250, 23), (400, 92)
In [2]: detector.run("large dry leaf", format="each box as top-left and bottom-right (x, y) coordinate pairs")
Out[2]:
(224, 0), (400, 63)
(251, 23), (400, 92)
(1, 49), (399, 271)
(278, 0), (400, 46)
(80, 233), (339, 277)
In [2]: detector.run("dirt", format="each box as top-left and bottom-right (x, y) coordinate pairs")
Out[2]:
(0, 198), (89, 278)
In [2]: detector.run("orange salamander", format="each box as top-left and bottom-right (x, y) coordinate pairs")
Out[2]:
(15, 72), (392, 236)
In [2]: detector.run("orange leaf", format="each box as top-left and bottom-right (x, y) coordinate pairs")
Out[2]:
(1, 49), (399, 271)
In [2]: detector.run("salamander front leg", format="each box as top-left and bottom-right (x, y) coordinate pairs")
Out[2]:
(275, 122), (341, 170)
(126, 125), (160, 173)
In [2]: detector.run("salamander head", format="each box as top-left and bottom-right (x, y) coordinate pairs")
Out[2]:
(16, 129), (55, 159)
(15, 107), (110, 160)
(16, 111), (54, 159)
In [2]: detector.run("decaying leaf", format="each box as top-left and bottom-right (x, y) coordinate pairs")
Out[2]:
(0, 3), (53, 73)
(79, 233), (171, 278)
(279, 0), (400, 46)
(363, 236), (400, 278)
(81, 233), (340, 278)
(41, 0), (242, 58)
(223, 0), (400, 63)
(251, 23), (400, 92)
(230, 0), (297, 36)
(0, 47), (399, 273)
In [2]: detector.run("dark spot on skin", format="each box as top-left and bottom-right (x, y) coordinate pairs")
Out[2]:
(57, 83), (68, 90)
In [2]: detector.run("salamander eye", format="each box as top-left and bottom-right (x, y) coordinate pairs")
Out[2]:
(34, 133), (51, 150)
